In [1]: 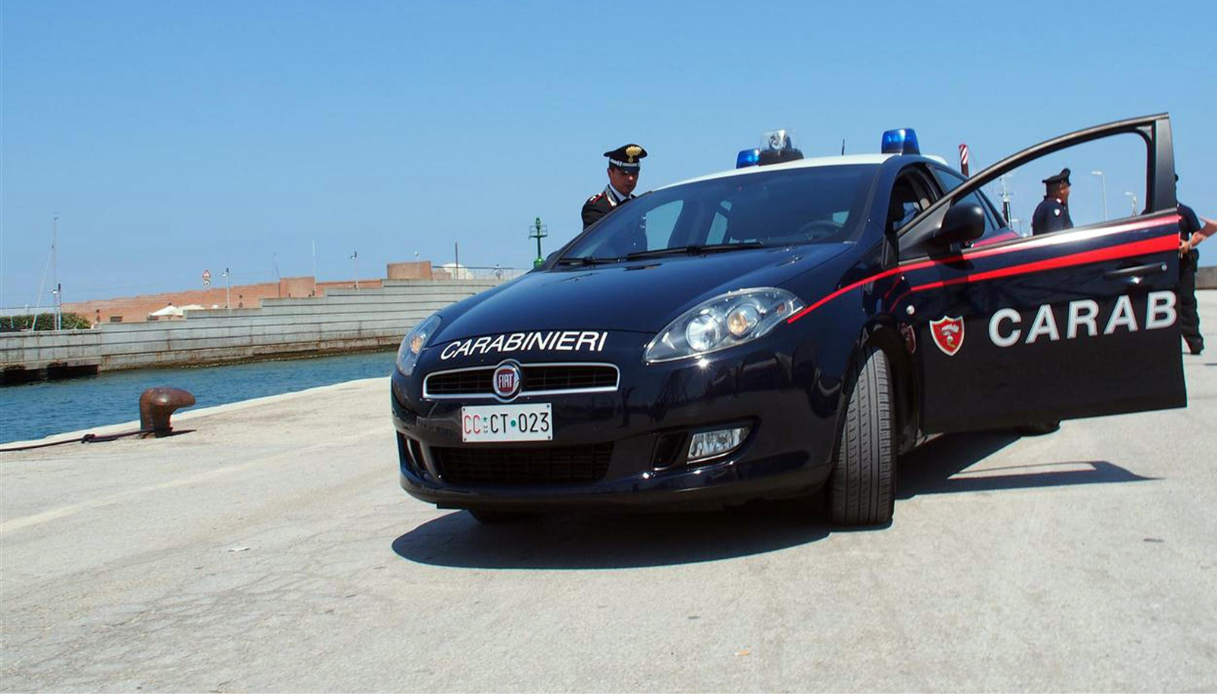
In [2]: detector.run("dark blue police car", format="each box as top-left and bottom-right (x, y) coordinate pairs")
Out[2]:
(391, 114), (1186, 525)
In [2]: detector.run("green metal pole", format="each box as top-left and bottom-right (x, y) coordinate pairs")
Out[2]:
(532, 217), (544, 268)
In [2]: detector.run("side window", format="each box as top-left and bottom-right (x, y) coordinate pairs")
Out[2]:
(901, 130), (1157, 258)
(887, 168), (938, 234)
(971, 132), (1146, 236)
(934, 168), (965, 194)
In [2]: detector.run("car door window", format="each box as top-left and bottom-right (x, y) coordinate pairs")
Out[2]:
(887, 167), (938, 234)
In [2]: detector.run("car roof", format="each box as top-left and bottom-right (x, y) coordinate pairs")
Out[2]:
(657, 153), (952, 191)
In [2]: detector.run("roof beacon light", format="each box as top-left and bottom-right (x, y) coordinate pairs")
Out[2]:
(738, 129), (804, 168)
(736, 148), (761, 168)
(757, 129), (804, 166)
(881, 128), (920, 155)
(763, 129), (795, 152)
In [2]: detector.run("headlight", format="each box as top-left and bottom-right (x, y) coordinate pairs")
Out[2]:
(396, 314), (442, 376)
(644, 288), (804, 363)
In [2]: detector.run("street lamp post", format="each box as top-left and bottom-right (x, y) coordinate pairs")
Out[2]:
(528, 217), (548, 268)
(1124, 192), (1138, 217)
(351, 251), (359, 290)
(222, 268), (231, 314)
(1091, 170), (1108, 221)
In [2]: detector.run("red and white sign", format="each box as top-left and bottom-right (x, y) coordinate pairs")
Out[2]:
(202, 269), (212, 288)
(931, 316), (965, 356)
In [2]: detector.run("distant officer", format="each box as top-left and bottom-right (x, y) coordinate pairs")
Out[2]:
(1031, 168), (1074, 235)
(582, 144), (647, 229)
(1177, 175), (1217, 355)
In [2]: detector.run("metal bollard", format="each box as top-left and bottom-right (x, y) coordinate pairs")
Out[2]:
(139, 387), (196, 437)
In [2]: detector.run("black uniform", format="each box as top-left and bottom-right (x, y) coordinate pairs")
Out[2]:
(581, 186), (633, 229)
(1031, 168), (1073, 236)
(582, 143), (647, 229)
(1179, 202), (1204, 354)
(1031, 197), (1073, 235)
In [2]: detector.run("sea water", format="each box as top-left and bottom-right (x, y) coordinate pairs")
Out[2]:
(0, 350), (395, 444)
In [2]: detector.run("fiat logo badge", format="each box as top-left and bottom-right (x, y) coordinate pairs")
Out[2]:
(492, 362), (522, 400)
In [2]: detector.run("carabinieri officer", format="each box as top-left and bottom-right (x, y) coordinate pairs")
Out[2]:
(582, 143), (647, 229)
(1031, 168), (1074, 235)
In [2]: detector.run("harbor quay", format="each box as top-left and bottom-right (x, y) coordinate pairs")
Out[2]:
(1, 273), (509, 384)
(0, 296), (1214, 691)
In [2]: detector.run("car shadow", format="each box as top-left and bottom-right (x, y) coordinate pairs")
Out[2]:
(392, 430), (1155, 570)
(392, 499), (831, 570)
(896, 430), (1156, 499)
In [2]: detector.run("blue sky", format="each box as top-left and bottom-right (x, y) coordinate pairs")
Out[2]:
(3, 0), (1215, 307)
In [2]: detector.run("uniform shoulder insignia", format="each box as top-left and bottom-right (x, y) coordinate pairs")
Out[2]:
(587, 193), (604, 203)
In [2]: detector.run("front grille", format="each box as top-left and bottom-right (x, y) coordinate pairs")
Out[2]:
(426, 369), (493, 395)
(425, 364), (618, 398)
(524, 365), (617, 391)
(433, 443), (613, 485)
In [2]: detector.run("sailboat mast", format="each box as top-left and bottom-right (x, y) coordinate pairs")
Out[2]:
(52, 215), (62, 330)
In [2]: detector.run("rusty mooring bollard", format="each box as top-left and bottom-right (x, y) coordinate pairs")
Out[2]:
(139, 387), (196, 437)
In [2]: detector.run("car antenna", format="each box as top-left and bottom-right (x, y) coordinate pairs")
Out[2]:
(841, 138), (845, 156)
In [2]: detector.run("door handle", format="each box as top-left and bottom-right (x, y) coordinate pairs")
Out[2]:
(1104, 262), (1169, 282)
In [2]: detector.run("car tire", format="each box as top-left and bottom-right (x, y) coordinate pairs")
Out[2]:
(467, 509), (531, 524)
(829, 346), (895, 526)
(1015, 421), (1060, 435)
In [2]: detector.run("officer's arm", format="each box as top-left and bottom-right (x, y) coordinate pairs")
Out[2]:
(582, 205), (601, 230)
(1043, 207), (1070, 234)
(1187, 217), (1217, 249)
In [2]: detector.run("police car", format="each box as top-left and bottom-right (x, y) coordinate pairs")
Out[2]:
(390, 113), (1185, 525)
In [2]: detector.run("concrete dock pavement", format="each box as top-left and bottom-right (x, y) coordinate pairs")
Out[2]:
(2, 295), (1216, 692)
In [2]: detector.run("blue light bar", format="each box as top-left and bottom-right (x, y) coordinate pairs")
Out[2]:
(881, 128), (920, 155)
(736, 148), (761, 168)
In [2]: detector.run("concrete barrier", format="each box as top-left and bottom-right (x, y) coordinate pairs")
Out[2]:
(1197, 266), (1217, 289)
(0, 278), (505, 378)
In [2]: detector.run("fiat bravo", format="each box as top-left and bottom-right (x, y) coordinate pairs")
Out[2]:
(391, 115), (1186, 525)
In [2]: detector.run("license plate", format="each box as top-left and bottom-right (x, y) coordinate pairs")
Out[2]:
(460, 404), (553, 443)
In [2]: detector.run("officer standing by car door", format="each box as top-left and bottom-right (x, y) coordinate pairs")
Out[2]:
(582, 144), (647, 229)
(1031, 168), (1074, 235)
(1177, 175), (1217, 355)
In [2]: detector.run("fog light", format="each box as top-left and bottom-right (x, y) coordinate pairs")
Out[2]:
(687, 426), (749, 463)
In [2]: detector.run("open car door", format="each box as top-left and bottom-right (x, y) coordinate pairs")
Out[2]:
(895, 114), (1185, 433)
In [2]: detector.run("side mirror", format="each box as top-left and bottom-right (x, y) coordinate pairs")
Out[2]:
(933, 202), (986, 247)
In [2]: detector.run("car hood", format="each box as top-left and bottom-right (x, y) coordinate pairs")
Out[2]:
(433, 244), (850, 341)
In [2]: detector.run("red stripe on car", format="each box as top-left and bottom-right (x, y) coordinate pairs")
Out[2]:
(785, 214), (1180, 324)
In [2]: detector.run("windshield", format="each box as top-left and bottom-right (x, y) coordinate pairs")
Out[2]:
(562, 164), (878, 261)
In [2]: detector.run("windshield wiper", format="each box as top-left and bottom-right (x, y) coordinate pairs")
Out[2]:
(555, 256), (622, 266)
(626, 241), (764, 260)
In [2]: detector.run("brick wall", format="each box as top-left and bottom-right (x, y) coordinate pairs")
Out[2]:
(387, 262), (434, 280)
(62, 276), (384, 324)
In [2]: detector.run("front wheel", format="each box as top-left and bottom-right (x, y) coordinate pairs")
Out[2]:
(829, 346), (895, 526)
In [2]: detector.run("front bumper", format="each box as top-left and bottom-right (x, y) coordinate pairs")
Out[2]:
(390, 344), (841, 511)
